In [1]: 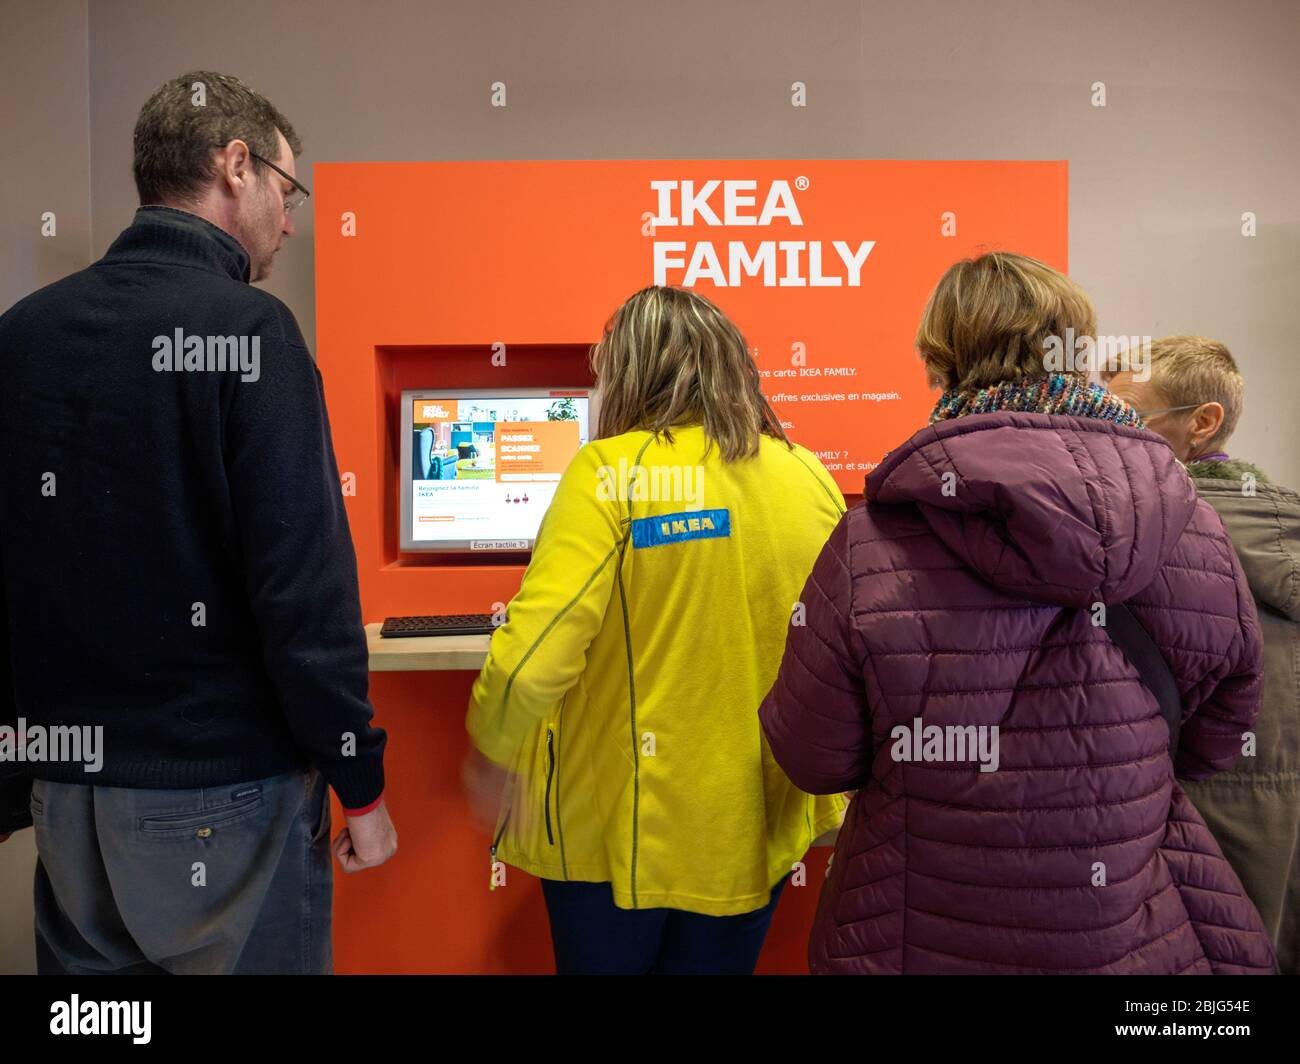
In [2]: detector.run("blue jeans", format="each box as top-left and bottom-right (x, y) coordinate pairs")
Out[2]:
(540, 876), (787, 974)
(31, 768), (332, 974)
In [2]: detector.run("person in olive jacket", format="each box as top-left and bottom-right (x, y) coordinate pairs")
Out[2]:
(1108, 336), (1299, 973)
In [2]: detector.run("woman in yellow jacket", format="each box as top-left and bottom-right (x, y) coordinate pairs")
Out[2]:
(463, 286), (846, 974)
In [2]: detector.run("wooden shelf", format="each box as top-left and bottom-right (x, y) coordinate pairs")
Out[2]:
(365, 622), (490, 672)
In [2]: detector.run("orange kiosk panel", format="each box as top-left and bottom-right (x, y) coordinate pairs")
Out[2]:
(314, 160), (1068, 973)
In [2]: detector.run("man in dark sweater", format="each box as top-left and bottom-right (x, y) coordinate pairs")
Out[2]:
(0, 71), (395, 973)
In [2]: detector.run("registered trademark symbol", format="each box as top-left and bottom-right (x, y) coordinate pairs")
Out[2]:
(794, 176), (810, 191)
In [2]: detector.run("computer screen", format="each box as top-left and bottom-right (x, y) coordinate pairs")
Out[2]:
(399, 388), (596, 552)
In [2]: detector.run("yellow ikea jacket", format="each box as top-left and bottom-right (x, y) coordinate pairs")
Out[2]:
(466, 425), (847, 916)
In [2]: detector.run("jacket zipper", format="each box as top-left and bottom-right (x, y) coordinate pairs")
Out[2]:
(544, 727), (556, 846)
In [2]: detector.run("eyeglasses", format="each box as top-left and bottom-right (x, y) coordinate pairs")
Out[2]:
(249, 151), (311, 214)
(214, 142), (311, 214)
(1135, 403), (1201, 420)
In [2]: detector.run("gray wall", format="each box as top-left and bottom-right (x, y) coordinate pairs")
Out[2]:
(0, 0), (91, 977)
(0, 0), (92, 302)
(2, 0), (1299, 973)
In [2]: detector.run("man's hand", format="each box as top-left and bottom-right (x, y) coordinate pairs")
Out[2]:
(332, 801), (398, 873)
(462, 747), (512, 835)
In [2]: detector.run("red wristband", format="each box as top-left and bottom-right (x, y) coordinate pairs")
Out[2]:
(343, 793), (383, 817)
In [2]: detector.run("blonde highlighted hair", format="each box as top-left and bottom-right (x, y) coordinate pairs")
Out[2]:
(1106, 335), (1244, 448)
(917, 251), (1097, 391)
(590, 286), (788, 461)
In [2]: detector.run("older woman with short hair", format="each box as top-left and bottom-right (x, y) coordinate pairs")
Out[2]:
(761, 252), (1276, 974)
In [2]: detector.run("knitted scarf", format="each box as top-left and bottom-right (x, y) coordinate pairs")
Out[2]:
(929, 373), (1144, 428)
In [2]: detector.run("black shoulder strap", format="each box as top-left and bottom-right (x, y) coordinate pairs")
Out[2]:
(1103, 603), (1182, 756)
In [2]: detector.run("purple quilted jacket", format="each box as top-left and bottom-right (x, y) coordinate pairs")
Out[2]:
(760, 411), (1277, 974)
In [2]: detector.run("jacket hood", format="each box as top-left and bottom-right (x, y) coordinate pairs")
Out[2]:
(866, 412), (1199, 607)
(1192, 476), (1300, 622)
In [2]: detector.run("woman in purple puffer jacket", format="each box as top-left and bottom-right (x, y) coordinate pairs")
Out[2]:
(760, 252), (1276, 974)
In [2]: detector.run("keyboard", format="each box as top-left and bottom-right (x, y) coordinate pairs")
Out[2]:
(379, 614), (499, 638)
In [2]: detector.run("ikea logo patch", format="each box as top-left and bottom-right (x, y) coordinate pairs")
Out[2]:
(631, 508), (731, 549)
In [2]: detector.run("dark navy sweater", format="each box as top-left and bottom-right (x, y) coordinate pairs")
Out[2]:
(0, 206), (385, 829)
